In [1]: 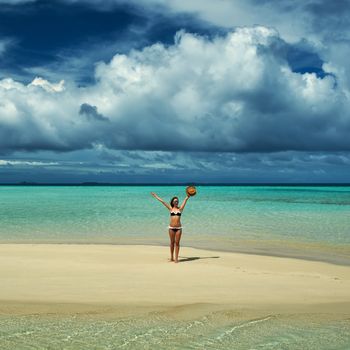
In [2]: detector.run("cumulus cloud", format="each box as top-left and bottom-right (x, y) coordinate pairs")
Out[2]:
(57, 0), (350, 89)
(29, 77), (65, 92)
(0, 26), (349, 154)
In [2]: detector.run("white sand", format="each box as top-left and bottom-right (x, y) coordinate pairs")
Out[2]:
(1, 244), (349, 317)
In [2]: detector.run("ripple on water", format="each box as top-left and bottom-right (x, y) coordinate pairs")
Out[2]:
(1, 312), (350, 350)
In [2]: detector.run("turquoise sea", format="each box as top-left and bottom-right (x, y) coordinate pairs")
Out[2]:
(0, 185), (349, 264)
(1, 185), (350, 349)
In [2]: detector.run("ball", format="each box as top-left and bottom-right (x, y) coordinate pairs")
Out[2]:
(186, 186), (197, 196)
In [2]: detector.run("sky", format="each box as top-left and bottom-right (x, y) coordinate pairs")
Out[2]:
(0, 0), (350, 183)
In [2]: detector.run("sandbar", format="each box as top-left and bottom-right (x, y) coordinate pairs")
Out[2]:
(1, 244), (349, 319)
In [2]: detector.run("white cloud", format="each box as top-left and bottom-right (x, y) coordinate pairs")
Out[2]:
(0, 159), (58, 166)
(59, 0), (350, 96)
(29, 77), (65, 93)
(0, 27), (349, 154)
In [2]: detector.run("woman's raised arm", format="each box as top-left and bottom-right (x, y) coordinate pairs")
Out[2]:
(151, 192), (172, 210)
(179, 195), (190, 211)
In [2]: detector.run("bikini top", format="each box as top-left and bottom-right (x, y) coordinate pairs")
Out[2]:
(170, 211), (181, 216)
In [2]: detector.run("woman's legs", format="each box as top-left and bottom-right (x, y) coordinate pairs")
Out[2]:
(168, 229), (176, 261)
(174, 230), (182, 263)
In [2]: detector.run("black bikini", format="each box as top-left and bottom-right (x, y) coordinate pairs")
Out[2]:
(169, 211), (182, 231)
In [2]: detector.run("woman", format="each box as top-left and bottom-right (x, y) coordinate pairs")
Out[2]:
(151, 191), (190, 263)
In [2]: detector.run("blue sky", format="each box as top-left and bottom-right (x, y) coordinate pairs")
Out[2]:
(0, 0), (349, 183)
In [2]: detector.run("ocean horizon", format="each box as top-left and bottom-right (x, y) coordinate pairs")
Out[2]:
(1, 182), (350, 185)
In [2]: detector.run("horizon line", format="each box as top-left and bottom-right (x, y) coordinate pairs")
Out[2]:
(0, 182), (349, 186)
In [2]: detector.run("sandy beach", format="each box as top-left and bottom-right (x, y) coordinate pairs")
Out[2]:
(1, 244), (349, 319)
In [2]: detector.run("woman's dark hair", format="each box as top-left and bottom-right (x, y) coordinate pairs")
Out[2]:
(170, 196), (179, 208)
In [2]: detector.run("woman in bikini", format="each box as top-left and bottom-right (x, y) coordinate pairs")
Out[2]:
(151, 191), (190, 263)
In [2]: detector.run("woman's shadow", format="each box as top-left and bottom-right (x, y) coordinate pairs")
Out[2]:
(177, 256), (220, 263)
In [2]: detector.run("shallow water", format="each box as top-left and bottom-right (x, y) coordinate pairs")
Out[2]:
(0, 185), (349, 263)
(1, 311), (350, 349)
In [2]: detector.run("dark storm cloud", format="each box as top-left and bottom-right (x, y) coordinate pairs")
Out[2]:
(305, 0), (350, 35)
(0, 0), (146, 84)
(245, 0), (350, 44)
(1, 149), (350, 183)
(0, 0), (35, 3)
(79, 103), (109, 122)
(0, 0), (221, 84)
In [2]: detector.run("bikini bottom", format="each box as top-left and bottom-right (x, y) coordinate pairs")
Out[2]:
(168, 226), (182, 232)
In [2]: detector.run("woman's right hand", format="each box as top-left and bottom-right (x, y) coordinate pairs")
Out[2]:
(151, 192), (157, 198)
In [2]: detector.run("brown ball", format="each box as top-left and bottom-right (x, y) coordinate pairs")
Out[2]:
(186, 186), (197, 196)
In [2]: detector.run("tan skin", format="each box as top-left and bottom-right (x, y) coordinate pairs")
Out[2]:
(151, 192), (190, 263)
